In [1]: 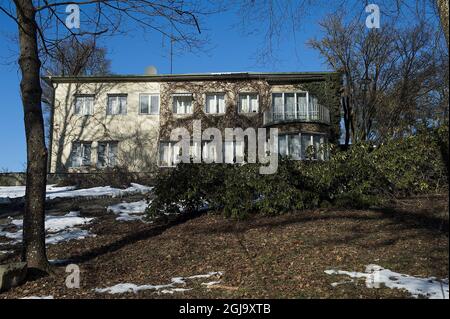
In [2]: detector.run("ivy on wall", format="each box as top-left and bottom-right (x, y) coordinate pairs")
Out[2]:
(158, 75), (342, 144)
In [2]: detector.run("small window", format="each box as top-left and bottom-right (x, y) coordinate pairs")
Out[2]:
(69, 142), (92, 167)
(97, 141), (118, 168)
(140, 94), (159, 114)
(74, 95), (94, 115)
(238, 93), (258, 113)
(107, 95), (127, 115)
(205, 93), (225, 114)
(173, 94), (193, 114)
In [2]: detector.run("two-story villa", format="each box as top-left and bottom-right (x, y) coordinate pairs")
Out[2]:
(44, 72), (341, 173)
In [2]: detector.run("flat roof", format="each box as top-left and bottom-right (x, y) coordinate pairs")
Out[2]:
(43, 71), (341, 84)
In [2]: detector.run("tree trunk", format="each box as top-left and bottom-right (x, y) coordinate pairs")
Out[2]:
(14, 0), (50, 272)
(436, 0), (449, 48)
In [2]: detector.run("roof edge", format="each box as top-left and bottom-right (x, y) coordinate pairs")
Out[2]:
(42, 71), (341, 83)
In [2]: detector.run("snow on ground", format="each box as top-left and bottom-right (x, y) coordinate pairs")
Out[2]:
(0, 183), (153, 202)
(201, 281), (222, 287)
(107, 200), (151, 222)
(21, 296), (54, 299)
(0, 211), (94, 246)
(325, 264), (449, 299)
(0, 185), (75, 200)
(95, 271), (223, 295)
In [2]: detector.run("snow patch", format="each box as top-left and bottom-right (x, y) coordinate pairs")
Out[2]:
(0, 211), (95, 246)
(21, 296), (54, 299)
(107, 200), (151, 222)
(325, 264), (449, 299)
(95, 271), (223, 295)
(0, 183), (153, 201)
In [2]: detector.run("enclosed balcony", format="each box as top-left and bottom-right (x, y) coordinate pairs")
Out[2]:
(263, 92), (330, 126)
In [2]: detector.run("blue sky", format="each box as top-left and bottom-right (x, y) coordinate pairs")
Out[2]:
(0, 3), (341, 171)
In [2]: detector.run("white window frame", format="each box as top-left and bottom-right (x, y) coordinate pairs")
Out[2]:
(74, 95), (94, 115)
(172, 93), (193, 114)
(97, 141), (118, 168)
(271, 91), (310, 120)
(238, 93), (259, 113)
(139, 94), (160, 115)
(204, 93), (226, 114)
(278, 133), (328, 161)
(70, 142), (92, 168)
(107, 94), (127, 115)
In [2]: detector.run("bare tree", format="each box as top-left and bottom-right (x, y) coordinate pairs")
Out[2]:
(0, 0), (210, 273)
(309, 11), (447, 143)
(435, 0), (449, 46)
(41, 37), (111, 148)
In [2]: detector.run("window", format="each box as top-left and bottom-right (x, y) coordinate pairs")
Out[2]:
(271, 92), (314, 121)
(309, 96), (319, 120)
(159, 142), (173, 167)
(69, 142), (92, 167)
(107, 95), (127, 115)
(140, 94), (159, 114)
(205, 93), (225, 114)
(238, 93), (258, 113)
(97, 141), (118, 168)
(173, 94), (193, 114)
(297, 93), (308, 120)
(224, 140), (244, 163)
(202, 140), (222, 163)
(74, 95), (94, 115)
(159, 141), (186, 167)
(285, 93), (295, 119)
(279, 133), (327, 160)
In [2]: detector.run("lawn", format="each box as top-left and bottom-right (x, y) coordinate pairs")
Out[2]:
(0, 193), (448, 299)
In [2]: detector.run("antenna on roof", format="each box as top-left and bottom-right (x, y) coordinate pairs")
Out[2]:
(170, 25), (174, 74)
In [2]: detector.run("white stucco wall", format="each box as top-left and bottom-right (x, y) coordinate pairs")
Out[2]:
(50, 81), (161, 172)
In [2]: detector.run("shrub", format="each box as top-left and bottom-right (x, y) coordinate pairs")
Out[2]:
(56, 166), (155, 189)
(147, 127), (448, 219)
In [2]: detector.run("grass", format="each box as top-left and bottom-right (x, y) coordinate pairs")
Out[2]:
(0, 194), (448, 299)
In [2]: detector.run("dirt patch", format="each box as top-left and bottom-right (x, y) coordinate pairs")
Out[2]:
(0, 195), (448, 299)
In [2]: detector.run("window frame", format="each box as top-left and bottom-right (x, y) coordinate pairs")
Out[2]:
(172, 93), (194, 115)
(271, 91), (310, 120)
(74, 94), (94, 116)
(139, 93), (160, 115)
(69, 141), (92, 168)
(238, 93), (259, 114)
(278, 132), (328, 161)
(204, 93), (226, 114)
(97, 141), (119, 168)
(106, 94), (128, 115)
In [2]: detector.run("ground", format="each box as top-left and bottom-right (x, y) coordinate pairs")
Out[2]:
(0, 192), (448, 299)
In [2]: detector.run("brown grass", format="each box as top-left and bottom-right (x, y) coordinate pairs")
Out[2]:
(1, 194), (448, 299)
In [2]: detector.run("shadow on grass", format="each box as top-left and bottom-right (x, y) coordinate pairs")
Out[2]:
(56, 209), (207, 266)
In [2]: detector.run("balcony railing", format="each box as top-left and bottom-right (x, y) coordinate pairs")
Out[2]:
(263, 104), (330, 125)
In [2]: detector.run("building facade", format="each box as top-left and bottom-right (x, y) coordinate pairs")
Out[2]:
(45, 72), (341, 173)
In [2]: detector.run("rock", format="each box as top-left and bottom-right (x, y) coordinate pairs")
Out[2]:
(0, 262), (27, 292)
